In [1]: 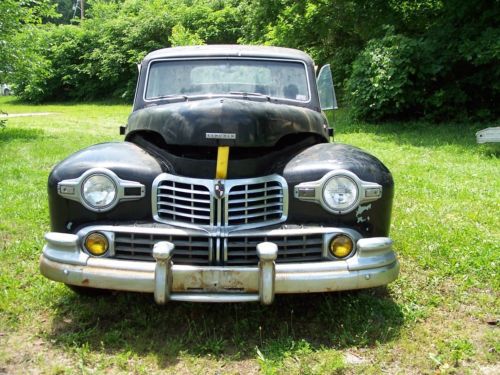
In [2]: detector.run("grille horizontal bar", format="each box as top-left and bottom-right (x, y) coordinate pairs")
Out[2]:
(226, 180), (285, 227)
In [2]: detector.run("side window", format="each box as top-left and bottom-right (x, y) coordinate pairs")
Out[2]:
(317, 64), (338, 110)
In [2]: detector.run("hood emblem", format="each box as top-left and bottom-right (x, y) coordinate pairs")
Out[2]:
(206, 132), (236, 140)
(214, 181), (225, 199)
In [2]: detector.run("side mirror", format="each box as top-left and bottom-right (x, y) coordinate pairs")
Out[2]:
(317, 64), (338, 110)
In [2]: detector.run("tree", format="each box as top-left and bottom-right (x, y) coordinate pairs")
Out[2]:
(0, 0), (57, 82)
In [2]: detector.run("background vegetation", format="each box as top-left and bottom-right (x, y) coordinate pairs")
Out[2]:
(1, 0), (499, 121)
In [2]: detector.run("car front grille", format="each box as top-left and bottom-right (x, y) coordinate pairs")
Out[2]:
(114, 232), (212, 265)
(111, 231), (324, 266)
(153, 174), (288, 230)
(156, 179), (213, 226)
(225, 234), (324, 265)
(226, 180), (284, 226)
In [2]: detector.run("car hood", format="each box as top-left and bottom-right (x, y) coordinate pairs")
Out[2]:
(125, 98), (327, 147)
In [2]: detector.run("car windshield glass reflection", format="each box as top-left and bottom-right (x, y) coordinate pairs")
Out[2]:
(146, 59), (309, 101)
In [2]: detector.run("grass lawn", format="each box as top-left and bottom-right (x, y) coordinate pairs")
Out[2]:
(0, 96), (498, 374)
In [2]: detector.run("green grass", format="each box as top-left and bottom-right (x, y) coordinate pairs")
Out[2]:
(0, 96), (498, 374)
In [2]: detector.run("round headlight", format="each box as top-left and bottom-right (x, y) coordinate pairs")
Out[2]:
(84, 232), (109, 256)
(322, 175), (359, 213)
(82, 174), (117, 210)
(329, 234), (354, 258)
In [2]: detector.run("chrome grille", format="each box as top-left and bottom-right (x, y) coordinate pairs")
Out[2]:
(153, 174), (288, 231)
(114, 232), (211, 265)
(155, 178), (213, 226)
(226, 180), (284, 226)
(225, 234), (324, 265)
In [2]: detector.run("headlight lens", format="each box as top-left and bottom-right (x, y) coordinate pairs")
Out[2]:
(82, 174), (117, 209)
(84, 232), (109, 256)
(322, 175), (359, 213)
(329, 235), (354, 258)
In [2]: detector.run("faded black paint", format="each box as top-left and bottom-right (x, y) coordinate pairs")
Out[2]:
(283, 143), (394, 237)
(126, 99), (329, 148)
(48, 142), (162, 232)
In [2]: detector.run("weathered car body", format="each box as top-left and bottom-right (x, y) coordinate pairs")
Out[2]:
(40, 45), (399, 304)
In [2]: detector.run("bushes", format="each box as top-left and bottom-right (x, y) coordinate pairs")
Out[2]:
(347, 1), (500, 121)
(6, 0), (500, 122)
(10, 0), (243, 102)
(347, 32), (421, 121)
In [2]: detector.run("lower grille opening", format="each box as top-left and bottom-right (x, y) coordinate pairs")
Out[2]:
(226, 234), (323, 265)
(114, 233), (211, 265)
(111, 232), (325, 266)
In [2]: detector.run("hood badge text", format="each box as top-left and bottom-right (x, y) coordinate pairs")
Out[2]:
(206, 132), (236, 140)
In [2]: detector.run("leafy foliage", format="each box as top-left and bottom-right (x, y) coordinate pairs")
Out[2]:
(0, 0), (57, 80)
(169, 24), (205, 47)
(0, 111), (6, 130)
(4, 0), (500, 120)
(347, 0), (500, 121)
(347, 31), (420, 121)
(10, 0), (243, 101)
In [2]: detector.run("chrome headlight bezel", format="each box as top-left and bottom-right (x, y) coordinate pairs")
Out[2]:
(81, 172), (118, 211)
(321, 173), (360, 214)
(57, 168), (146, 213)
(294, 169), (383, 215)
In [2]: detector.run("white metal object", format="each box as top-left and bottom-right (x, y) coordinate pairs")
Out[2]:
(476, 127), (500, 144)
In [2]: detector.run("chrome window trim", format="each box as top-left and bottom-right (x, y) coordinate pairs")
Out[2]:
(143, 57), (312, 105)
(294, 169), (383, 215)
(58, 168), (145, 212)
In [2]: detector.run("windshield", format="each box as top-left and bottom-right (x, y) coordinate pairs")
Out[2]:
(145, 58), (310, 101)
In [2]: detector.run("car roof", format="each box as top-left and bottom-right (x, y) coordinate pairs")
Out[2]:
(143, 45), (314, 64)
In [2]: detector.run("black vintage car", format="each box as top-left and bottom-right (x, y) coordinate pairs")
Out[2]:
(40, 45), (399, 304)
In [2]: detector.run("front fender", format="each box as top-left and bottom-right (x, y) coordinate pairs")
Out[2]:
(48, 142), (163, 232)
(283, 143), (394, 237)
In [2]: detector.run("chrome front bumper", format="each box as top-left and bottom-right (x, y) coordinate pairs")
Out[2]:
(40, 230), (399, 305)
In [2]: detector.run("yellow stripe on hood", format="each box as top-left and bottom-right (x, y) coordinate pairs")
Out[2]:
(216, 146), (229, 179)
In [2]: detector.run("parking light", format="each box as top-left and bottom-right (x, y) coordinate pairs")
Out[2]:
(329, 235), (354, 258)
(84, 232), (109, 256)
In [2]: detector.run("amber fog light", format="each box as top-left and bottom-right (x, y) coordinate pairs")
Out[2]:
(84, 232), (109, 256)
(329, 235), (354, 258)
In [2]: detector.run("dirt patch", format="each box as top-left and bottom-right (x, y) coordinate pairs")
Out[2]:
(0, 112), (57, 118)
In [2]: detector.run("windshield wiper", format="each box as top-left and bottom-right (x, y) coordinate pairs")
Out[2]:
(152, 94), (188, 102)
(229, 91), (271, 101)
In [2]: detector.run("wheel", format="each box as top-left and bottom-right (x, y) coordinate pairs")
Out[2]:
(66, 284), (111, 296)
